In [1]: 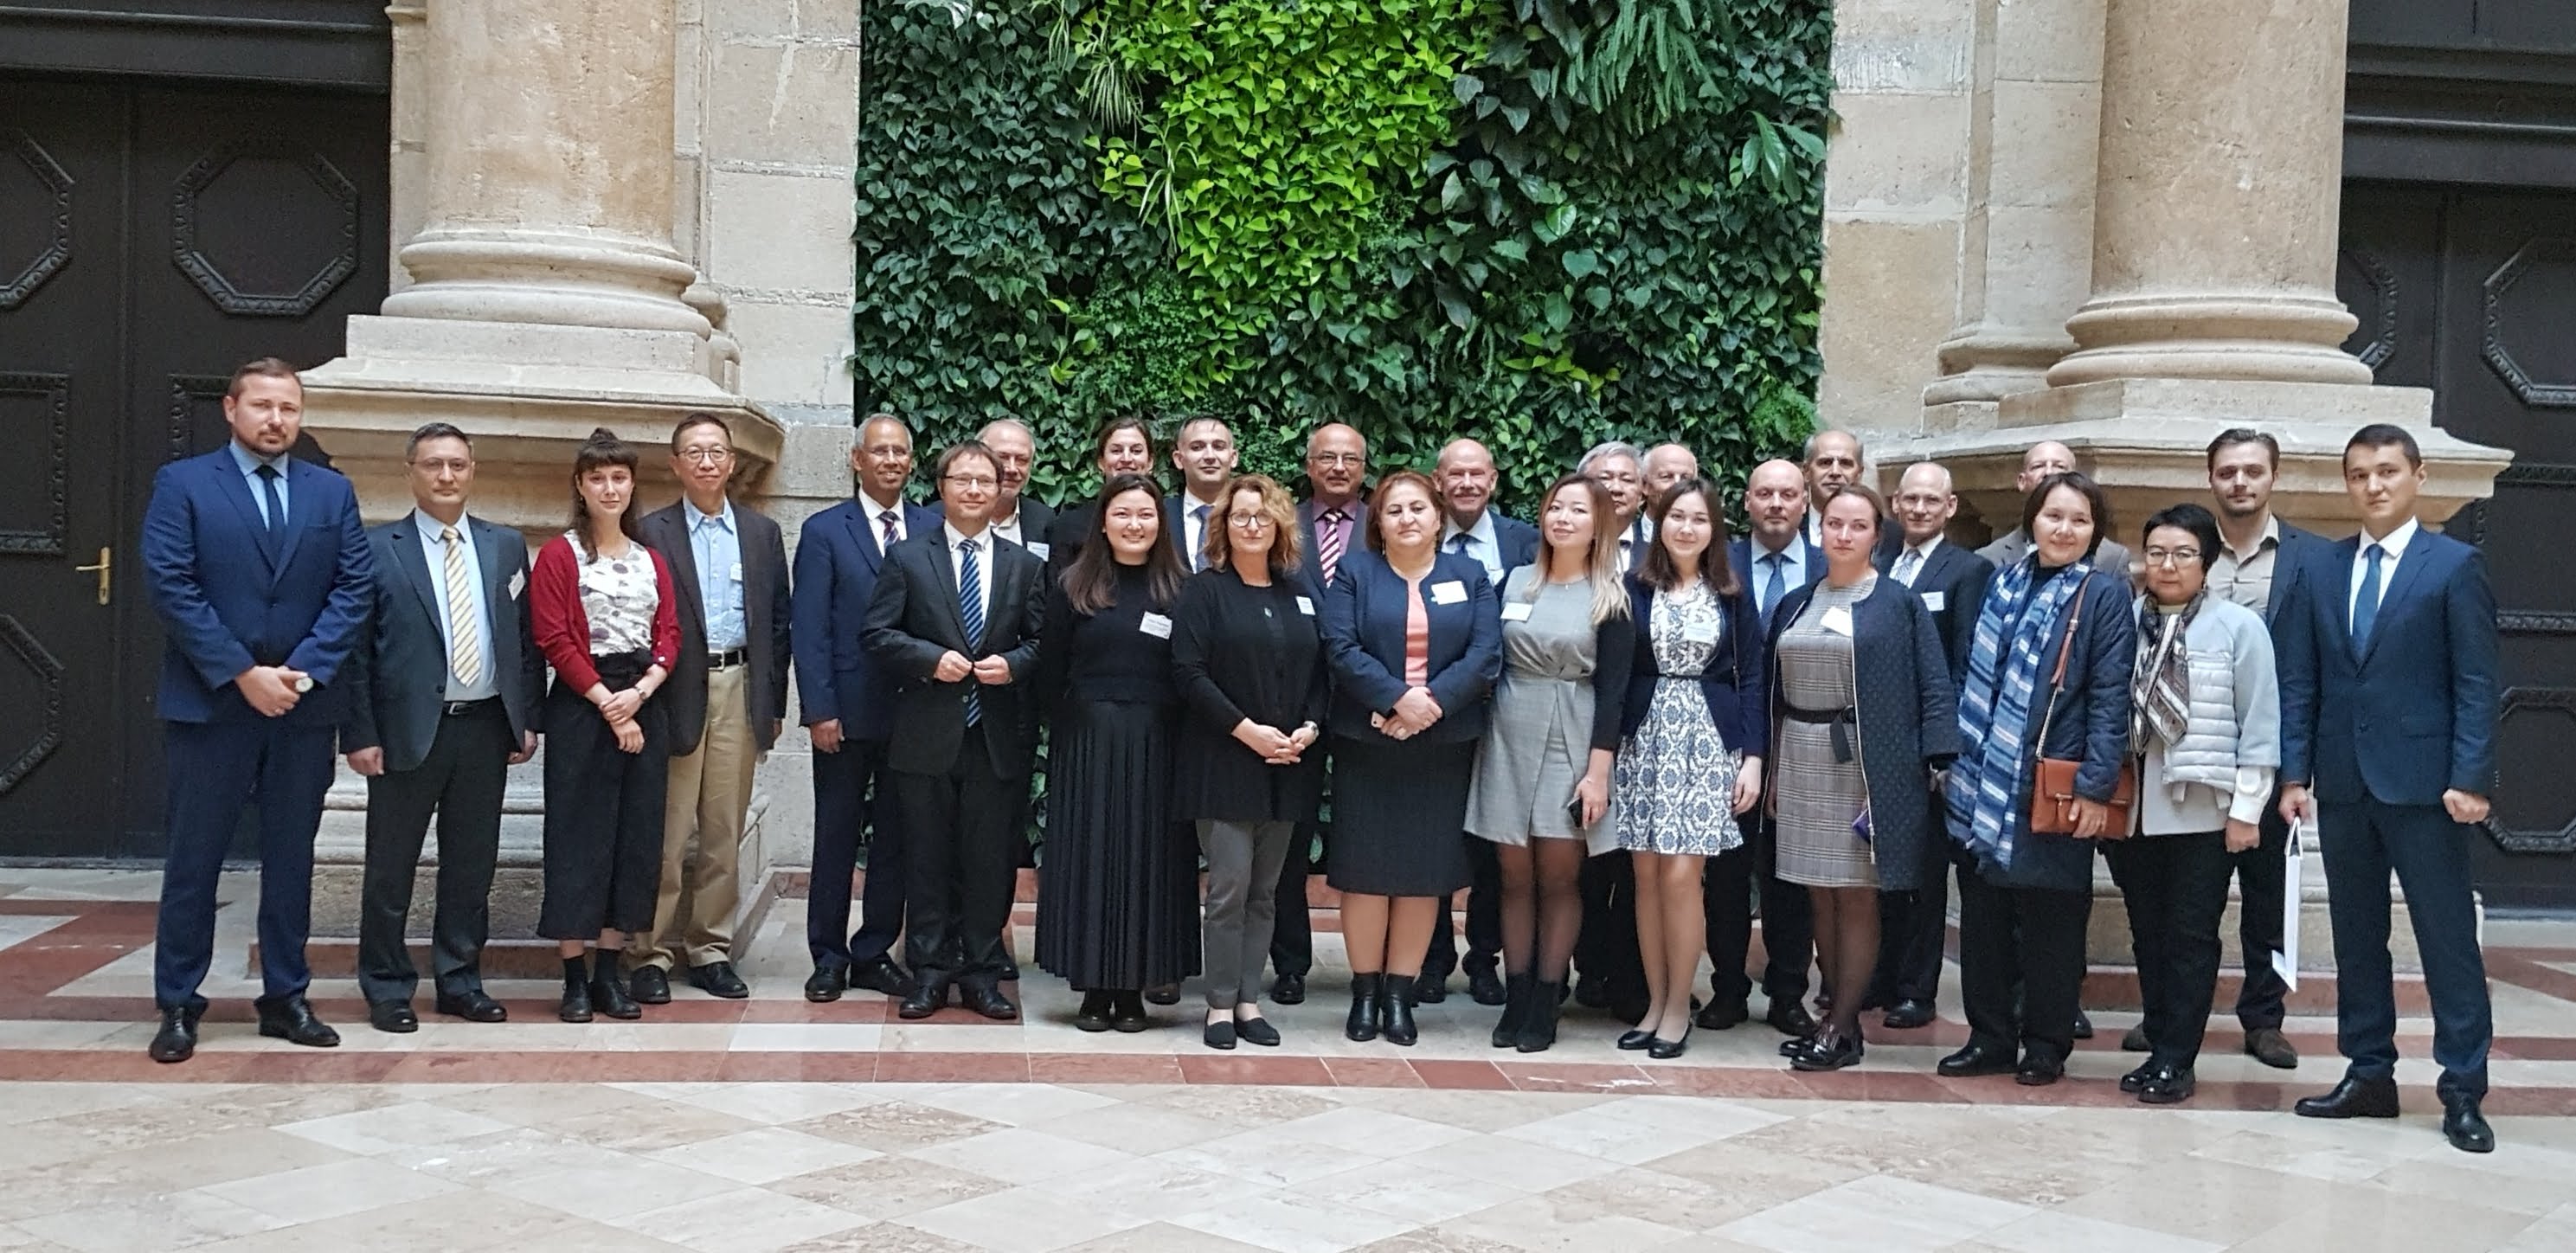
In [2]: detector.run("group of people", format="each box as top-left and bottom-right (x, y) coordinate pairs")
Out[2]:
(141, 357), (2501, 1156)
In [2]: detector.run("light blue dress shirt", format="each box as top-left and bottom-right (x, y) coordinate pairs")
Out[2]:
(414, 509), (497, 702)
(1441, 511), (1506, 585)
(690, 498), (748, 652)
(228, 441), (291, 526)
(1751, 536), (1808, 617)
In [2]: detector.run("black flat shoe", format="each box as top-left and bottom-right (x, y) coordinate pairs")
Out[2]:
(1074, 991), (1114, 1033)
(1144, 984), (1180, 1006)
(2014, 1056), (2065, 1087)
(1108, 993), (1147, 1033)
(2121, 1022), (2152, 1052)
(2442, 1093), (2495, 1153)
(1204, 1020), (1237, 1050)
(2119, 1062), (2156, 1094)
(256, 995), (341, 1048)
(687, 961), (749, 999)
(1381, 979), (1420, 1047)
(1345, 973), (1382, 1043)
(1491, 974), (1533, 1050)
(1881, 999), (1935, 1031)
(805, 962), (848, 1004)
(1573, 975), (1610, 1009)
(898, 980), (949, 1020)
(1616, 1029), (1655, 1051)
(961, 984), (1020, 1022)
(1778, 1032), (1818, 1059)
(1235, 1015), (1281, 1047)
(1648, 1025), (1694, 1061)
(558, 975), (594, 1024)
(590, 971), (642, 1021)
(1468, 967), (1506, 1006)
(1270, 973), (1306, 1006)
(2138, 1065), (2195, 1105)
(850, 955), (914, 998)
(435, 991), (508, 1023)
(1766, 999), (1817, 1037)
(626, 965), (672, 1006)
(2072, 1009), (2095, 1040)
(1696, 999), (1749, 1031)
(2243, 1026), (2298, 1070)
(1937, 1043), (2017, 1078)
(369, 1001), (419, 1034)
(1413, 972), (1449, 1004)
(1789, 1032), (1863, 1072)
(2294, 1075), (2400, 1120)
(1514, 981), (1561, 1053)
(149, 1006), (200, 1063)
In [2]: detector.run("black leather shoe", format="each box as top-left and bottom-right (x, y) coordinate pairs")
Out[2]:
(2121, 1022), (2151, 1053)
(2072, 1009), (2095, 1040)
(369, 1001), (419, 1034)
(1145, 984), (1180, 1006)
(1789, 1031), (1863, 1072)
(1937, 1042), (2017, 1078)
(960, 983), (1019, 1021)
(1617, 1029), (1654, 1051)
(1648, 1025), (1694, 1061)
(1235, 1015), (1281, 1047)
(435, 991), (507, 1023)
(1573, 975), (1611, 1009)
(1381, 978), (1420, 1047)
(1204, 1020), (1237, 1050)
(1468, 967), (1506, 1006)
(1413, 971), (1449, 1004)
(1345, 973), (1382, 1042)
(2243, 1026), (2298, 1070)
(687, 961), (750, 999)
(1074, 991), (1114, 1033)
(899, 980), (950, 1020)
(805, 962), (848, 1004)
(2014, 1055), (2065, 1086)
(1491, 974), (1532, 1050)
(590, 970), (642, 1020)
(255, 996), (341, 1048)
(1271, 973), (1306, 1006)
(1881, 999), (1935, 1031)
(2294, 1075), (2400, 1120)
(1108, 992), (1147, 1033)
(1766, 999), (1817, 1037)
(2441, 1093), (2495, 1153)
(1514, 981), (1561, 1053)
(849, 956), (913, 999)
(149, 1006), (201, 1063)
(559, 978), (594, 1023)
(627, 965), (672, 1006)
(2119, 1062), (2155, 1094)
(2138, 1064), (2195, 1105)
(1696, 999), (1750, 1031)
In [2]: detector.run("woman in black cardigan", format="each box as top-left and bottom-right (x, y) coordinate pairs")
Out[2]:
(1942, 472), (2138, 1085)
(1171, 474), (1328, 1050)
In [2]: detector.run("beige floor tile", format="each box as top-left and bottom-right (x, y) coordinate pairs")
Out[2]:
(1534, 1165), (1765, 1233)
(486, 1155), (737, 1221)
(1969, 1210), (2225, 1253)
(1348, 1231), (1522, 1253)
(1022, 1099), (1240, 1153)
(609, 1186), (871, 1253)
(1057, 1222), (1275, 1252)
(188, 1192), (575, 1253)
(1440, 1192), (1693, 1253)
(787, 1102), (1009, 1153)
(279, 1099), (517, 1154)
(2363, 1155), (2576, 1216)
(15, 1192), (286, 1253)
(649, 1126), (887, 1184)
(912, 1083), (1125, 1128)
(775, 1226), (989, 1253)
(1026, 1157), (1253, 1223)
(191, 1156), (461, 1224)
(1369, 1089), (1606, 1134)
(906, 1127), (1139, 1186)
(553, 1099), (772, 1153)
(2229, 1191), (2541, 1253)
(2054, 1159), (2356, 1244)
(1269, 1105), (1479, 1157)
(1713, 1173), (2032, 1253)
(896, 1186), (1146, 1253)
(1496, 1104), (1731, 1166)
(1394, 1134), (1622, 1195)
(1137, 1085), (1345, 1127)
(1167, 1190), (1413, 1253)
(1155, 1129), (1389, 1189)
(388, 1125), (626, 1186)
(1295, 1164), (1524, 1226)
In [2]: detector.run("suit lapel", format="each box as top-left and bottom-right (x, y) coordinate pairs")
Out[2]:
(845, 503), (885, 571)
(2323, 536), (2361, 661)
(390, 516), (442, 630)
(269, 460), (317, 579)
(212, 454), (280, 577)
(921, 533), (972, 646)
(2359, 539), (2432, 667)
(471, 516), (512, 644)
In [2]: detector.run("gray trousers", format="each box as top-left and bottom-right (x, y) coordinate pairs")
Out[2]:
(1199, 819), (1295, 1008)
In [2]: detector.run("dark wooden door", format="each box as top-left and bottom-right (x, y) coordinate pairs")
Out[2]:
(2339, 183), (2576, 909)
(0, 78), (388, 858)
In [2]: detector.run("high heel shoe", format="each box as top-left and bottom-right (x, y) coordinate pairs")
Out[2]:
(1648, 1024), (1693, 1060)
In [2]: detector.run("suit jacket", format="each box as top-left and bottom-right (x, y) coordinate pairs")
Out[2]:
(1619, 575), (1768, 758)
(1164, 492), (1232, 571)
(141, 447), (372, 726)
(342, 513), (543, 772)
(931, 497), (1057, 560)
(1319, 549), (1504, 745)
(1728, 533), (1826, 627)
(1874, 538), (1995, 684)
(2278, 528), (2500, 806)
(1978, 527), (2135, 581)
(793, 498), (941, 741)
(2259, 518), (2328, 633)
(861, 528), (1049, 777)
(639, 498), (791, 754)
(1292, 497), (1378, 597)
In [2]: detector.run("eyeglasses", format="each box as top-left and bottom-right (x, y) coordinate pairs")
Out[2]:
(1227, 514), (1274, 530)
(942, 474), (998, 491)
(1308, 453), (1364, 468)
(409, 458), (471, 474)
(860, 445), (910, 460)
(678, 447), (733, 465)
(2142, 548), (2202, 567)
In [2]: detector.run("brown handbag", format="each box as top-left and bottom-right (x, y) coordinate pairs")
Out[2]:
(2027, 575), (2137, 838)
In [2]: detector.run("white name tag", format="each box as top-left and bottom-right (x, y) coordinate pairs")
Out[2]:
(1294, 595), (1315, 616)
(1500, 601), (1534, 622)
(729, 562), (743, 582)
(1921, 591), (1946, 613)
(1822, 605), (1854, 637)
(1025, 541), (1050, 561)
(507, 569), (525, 600)
(1682, 620), (1719, 645)
(1430, 580), (1468, 606)
(1139, 613), (1173, 639)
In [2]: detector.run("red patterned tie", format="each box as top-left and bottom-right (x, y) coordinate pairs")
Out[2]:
(1317, 509), (1346, 585)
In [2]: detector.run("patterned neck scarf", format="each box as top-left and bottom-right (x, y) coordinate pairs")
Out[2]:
(1946, 558), (2094, 871)
(2130, 589), (2204, 753)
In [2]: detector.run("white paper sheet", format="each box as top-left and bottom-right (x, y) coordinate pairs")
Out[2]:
(2271, 817), (2305, 992)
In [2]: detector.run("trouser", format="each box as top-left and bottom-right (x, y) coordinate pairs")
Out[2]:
(154, 719), (336, 1012)
(1424, 832), (1504, 979)
(2105, 831), (2232, 1068)
(808, 736), (903, 969)
(2319, 796), (2492, 1098)
(893, 725), (1018, 992)
(357, 700), (511, 1006)
(1202, 819), (1295, 1008)
(1268, 820), (1316, 978)
(1572, 850), (1642, 996)
(1868, 836), (1956, 1006)
(1704, 813), (1815, 1007)
(538, 658), (669, 940)
(633, 663), (753, 971)
(2232, 800), (2292, 1030)
(1957, 871), (2091, 1064)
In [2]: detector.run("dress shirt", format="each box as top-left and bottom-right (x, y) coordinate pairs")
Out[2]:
(1181, 490), (1224, 571)
(2348, 516), (2419, 629)
(415, 509), (496, 702)
(1750, 535), (1808, 616)
(227, 440), (291, 525)
(687, 497), (748, 651)
(988, 503), (1025, 552)
(945, 522), (996, 639)
(861, 489), (909, 549)
(1616, 514), (1650, 573)
(2209, 513), (2280, 614)
(1891, 535), (1941, 587)
(1440, 510), (1505, 585)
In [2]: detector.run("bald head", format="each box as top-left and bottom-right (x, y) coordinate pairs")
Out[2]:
(1436, 437), (1498, 528)
(1744, 459), (1808, 547)
(1644, 443), (1699, 498)
(1892, 462), (1957, 545)
(1304, 422), (1368, 507)
(2017, 440), (2078, 492)
(975, 417), (1035, 507)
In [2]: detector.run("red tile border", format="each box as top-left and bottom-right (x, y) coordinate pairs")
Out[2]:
(1176, 1053), (1334, 1087)
(1408, 1059), (1514, 1090)
(1320, 1057), (1425, 1089)
(872, 1051), (1030, 1083)
(1029, 1053), (1187, 1085)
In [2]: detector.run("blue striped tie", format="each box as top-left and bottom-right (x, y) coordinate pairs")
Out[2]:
(959, 538), (985, 727)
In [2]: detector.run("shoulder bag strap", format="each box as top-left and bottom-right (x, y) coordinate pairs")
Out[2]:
(2030, 573), (2092, 752)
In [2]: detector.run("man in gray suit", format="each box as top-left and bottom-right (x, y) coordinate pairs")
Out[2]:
(342, 423), (543, 1033)
(1978, 440), (2134, 576)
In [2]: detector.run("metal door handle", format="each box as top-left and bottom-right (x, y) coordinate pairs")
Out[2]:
(73, 546), (110, 606)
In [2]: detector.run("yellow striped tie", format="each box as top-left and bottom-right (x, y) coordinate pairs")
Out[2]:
(440, 527), (485, 689)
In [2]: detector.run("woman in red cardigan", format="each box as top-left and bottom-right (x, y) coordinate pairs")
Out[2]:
(531, 429), (681, 1023)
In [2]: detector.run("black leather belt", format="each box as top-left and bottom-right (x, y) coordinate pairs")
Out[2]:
(708, 649), (747, 669)
(441, 697), (503, 717)
(1783, 704), (1857, 764)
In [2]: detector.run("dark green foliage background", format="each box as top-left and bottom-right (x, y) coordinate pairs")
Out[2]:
(851, 0), (1828, 517)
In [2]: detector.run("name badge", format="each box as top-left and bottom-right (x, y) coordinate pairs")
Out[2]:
(1025, 541), (1050, 561)
(1294, 595), (1315, 616)
(729, 562), (743, 582)
(507, 569), (525, 600)
(1500, 601), (1534, 622)
(1430, 580), (1468, 606)
(1682, 620), (1719, 645)
(1921, 590), (1946, 613)
(1139, 613), (1173, 639)
(1822, 605), (1854, 637)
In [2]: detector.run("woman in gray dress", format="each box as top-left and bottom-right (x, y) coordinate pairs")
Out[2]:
(1465, 475), (1634, 1053)
(1764, 485), (1959, 1070)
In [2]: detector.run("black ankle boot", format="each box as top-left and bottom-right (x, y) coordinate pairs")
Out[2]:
(558, 957), (594, 1023)
(1346, 973), (1383, 1042)
(1382, 976), (1420, 1046)
(590, 960), (642, 1020)
(1491, 973), (1533, 1050)
(1517, 981), (1562, 1053)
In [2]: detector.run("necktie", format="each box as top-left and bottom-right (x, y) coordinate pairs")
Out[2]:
(254, 463), (284, 534)
(1191, 504), (1211, 572)
(1317, 509), (1346, 586)
(1761, 553), (1788, 622)
(1892, 547), (1923, 587)
(879, 508), (900, 551)
(958, 538), (985, 727)
(440, 527), (485, 689)
(2351, 543), (2385, 651)
(1446, 533), (1469, 556)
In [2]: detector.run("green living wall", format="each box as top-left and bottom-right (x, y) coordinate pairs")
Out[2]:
(851, 0), (1830, 514)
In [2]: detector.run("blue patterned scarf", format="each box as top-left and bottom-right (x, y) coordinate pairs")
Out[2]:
(1946, 557), (2093, 871)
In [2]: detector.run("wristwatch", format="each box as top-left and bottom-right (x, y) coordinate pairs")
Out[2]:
(293, 675), (314, 693)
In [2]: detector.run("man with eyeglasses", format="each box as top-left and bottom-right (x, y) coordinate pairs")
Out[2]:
(629, 414), (790, 1003)
(865, 441), (1049, 1021)
(794, 414), (940, 1003)
(932, 419), (1057, 562)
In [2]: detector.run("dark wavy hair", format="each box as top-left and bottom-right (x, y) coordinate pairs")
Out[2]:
(1063, 472), (1187, 614)
(1362, 470), (1439, 552)
(1635, 477), (1740, 596)
(568, 427), (642, 562)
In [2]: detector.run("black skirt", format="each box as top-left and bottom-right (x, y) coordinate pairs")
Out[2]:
(1035, 700), (1200, 990)
(1326, 736), (1474, 897)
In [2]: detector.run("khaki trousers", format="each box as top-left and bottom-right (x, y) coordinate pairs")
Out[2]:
(635, 662), (753, 969)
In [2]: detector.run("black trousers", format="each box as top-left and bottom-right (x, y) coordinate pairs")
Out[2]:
(1956, 870), (2091, 1064)
(2230, 802), (2291, 1030)
(1703, 813), (1815, 1008)
(2105, 831), (2232, 1067)
(892, 724), (1018, 991)
(539, 658), (668, 941)
(1571, 850), (1641, 996)
(154, 719), (335, 1012)
(1424, 832), (1504, 979)
(358, 700), (511, 1006)
(1868, 838), (1956, 1006)
(1269, 820), (1317, 979)
(808, 736), (907, 969)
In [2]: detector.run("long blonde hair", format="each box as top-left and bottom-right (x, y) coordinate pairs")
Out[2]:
(1521, 474), (1631, 625)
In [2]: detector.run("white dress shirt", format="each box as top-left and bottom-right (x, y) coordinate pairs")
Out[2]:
(2348, 516), (2419, 631)
(1180, 489), (1224, 571)
(415, 509), (495, 702)
(861, 489), (909, 550)
(1890, 535), (1942, 587)
(944, 522), (997, 636)
(1442, 510), (1506, 585)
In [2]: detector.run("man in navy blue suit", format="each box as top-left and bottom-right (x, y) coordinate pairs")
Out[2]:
(2278, 424), (2499, 1153)
(141, 357), (372, 1063)
(795, 414), (941, 1004)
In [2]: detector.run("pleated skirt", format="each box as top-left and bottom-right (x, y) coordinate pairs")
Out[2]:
(1035, 700), (1200, 990)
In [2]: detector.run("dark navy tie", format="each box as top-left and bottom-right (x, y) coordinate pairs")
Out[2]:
(255, 463), (285, 559)
(959, 538), (985, 727)
(2351, 543), (2385, 651)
